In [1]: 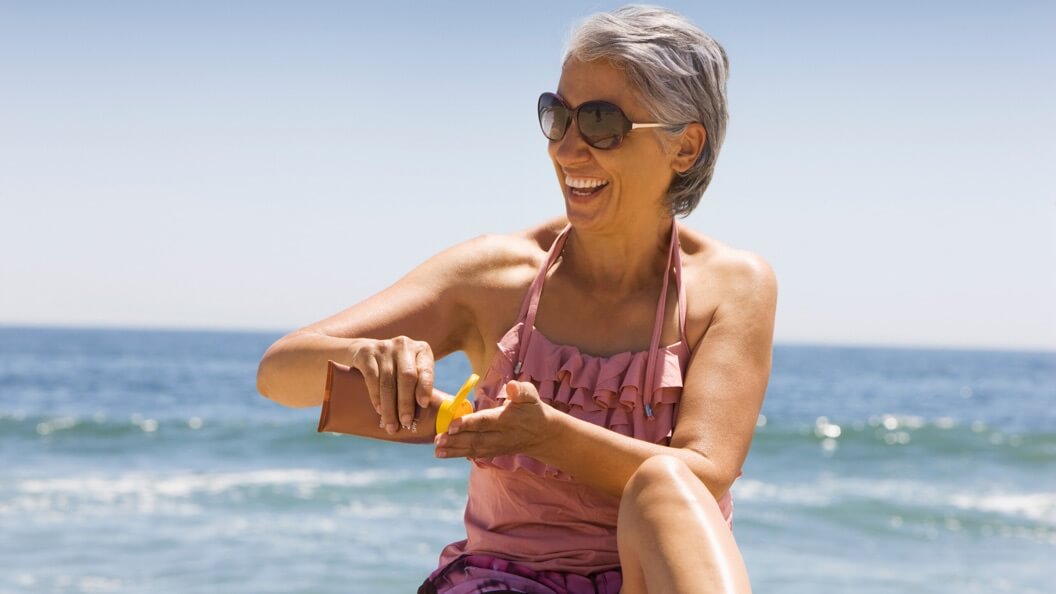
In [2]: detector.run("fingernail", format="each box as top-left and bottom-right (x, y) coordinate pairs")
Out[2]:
(435, 450), (446, 458)
(385, 423), (396, 435)
(400, 414), (412, 428)
(436, 435), (448, 446)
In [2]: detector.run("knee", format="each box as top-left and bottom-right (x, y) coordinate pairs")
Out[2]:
(618, 455), (700, 544)
(622, 455), (693, 502)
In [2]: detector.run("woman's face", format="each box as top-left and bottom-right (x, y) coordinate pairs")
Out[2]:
(549, 57), (681, 230)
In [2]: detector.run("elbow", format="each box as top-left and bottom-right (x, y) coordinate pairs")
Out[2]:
(256, 337), (294, 406)
(679, 450), (739, 501)
(256, 345), (279, 401)
(709, 470), (739, 502)
(256, 357), (272, 400)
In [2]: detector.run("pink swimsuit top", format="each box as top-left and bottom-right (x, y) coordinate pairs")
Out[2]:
(436, 222), (734, 575)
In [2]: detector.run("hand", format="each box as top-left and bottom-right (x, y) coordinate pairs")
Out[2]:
(348, 336), (435, 435)
(434, 380), (554, 459)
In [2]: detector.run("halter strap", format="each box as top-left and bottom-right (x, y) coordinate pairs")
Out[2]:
(642, 222), (683, 417)
(512, 225), (572, 375)
(515, 225), (572, 331)
(512, 223), (685, 419)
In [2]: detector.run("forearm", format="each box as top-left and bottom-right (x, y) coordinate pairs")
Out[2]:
(257, 331), (363, 408)
(533, 411), (730, 500)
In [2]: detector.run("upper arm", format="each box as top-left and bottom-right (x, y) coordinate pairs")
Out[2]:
(670, 250), (778, 492)
(286, 234), (498, 359)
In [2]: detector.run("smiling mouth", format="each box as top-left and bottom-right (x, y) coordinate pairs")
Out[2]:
(568, 182), (609, 198)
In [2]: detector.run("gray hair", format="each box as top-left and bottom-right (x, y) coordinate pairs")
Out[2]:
(564, 5), (730, 217)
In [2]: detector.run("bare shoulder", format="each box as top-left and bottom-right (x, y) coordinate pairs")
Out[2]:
(677, 225), (778, 342)
(295, 219), (568, 365)
(448, 216), (567, 288)
(442, 217), (568, 366)
(685, 228), (775, 290)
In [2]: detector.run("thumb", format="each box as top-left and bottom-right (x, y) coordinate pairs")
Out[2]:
(505, 380), (537, 403)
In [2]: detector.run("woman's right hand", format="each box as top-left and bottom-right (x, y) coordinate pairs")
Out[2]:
(349, 336), (436, 435)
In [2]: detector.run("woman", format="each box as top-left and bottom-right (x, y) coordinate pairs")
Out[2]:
(257, 5), (775, 593)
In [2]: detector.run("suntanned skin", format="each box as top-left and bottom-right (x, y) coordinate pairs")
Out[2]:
(257, 56), (774, 593)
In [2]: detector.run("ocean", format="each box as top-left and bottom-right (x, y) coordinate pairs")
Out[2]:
(1, 326), (1053, 593)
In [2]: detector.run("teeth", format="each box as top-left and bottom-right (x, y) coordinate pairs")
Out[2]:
(565, 176), (608, 189)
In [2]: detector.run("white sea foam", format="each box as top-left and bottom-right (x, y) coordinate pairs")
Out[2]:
(17, 468), (397, 499)
(950, 493), (1056, 524)
(732, 477), (1056, 527)
(4, 467), (462, 519)
(77, 575), (125, 593)
(730, 479), (833, 506)
(35, 415), (79, 435)
(336, 500), (463, 523)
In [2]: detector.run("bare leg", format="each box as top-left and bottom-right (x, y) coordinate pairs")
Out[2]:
(616, 455), (751, 594)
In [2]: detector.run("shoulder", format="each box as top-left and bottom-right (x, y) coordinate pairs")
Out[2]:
(679, 225), (776, 295)
(676, 225), (778, 342)
(432, 217), (568, 359)
(434, 216), (569, 299)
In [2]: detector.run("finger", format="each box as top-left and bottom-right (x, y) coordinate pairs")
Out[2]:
(436, 431), (487, 459)
(377, 353), (398, 435)
(445, 403), (502, 433)
(415, 346), (435, 409)
(395, 347), (418, 430)
(505, 380), (521, 401)
(356, 351), (382, 415)
(447, 410), (500, 435)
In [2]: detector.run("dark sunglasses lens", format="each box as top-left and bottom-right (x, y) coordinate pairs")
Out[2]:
(538, 94), (568, 141)
(578, 102), (626, 149)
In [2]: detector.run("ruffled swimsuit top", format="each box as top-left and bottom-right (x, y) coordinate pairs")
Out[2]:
(436, 222), (734, 575)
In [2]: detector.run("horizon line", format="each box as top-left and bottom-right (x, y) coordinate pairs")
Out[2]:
(1, 321), (1053, 356)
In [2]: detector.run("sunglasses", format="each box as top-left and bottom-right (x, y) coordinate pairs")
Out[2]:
(537, 92), (665, 150)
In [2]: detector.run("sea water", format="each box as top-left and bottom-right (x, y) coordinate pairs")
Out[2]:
(0, 326), (1052, 593)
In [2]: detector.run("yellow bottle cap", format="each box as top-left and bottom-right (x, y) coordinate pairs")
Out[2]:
(436, 373), (479, 434)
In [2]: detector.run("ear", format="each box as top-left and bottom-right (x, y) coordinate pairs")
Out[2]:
(671, 122), (707, 174)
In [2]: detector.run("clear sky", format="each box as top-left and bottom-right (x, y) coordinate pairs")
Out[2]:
(1, 1), (1053, 351)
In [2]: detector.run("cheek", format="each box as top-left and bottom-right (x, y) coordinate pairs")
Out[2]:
(617, 148), (669, 187)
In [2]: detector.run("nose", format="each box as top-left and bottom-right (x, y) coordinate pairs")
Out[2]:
(550, 117), (592, 166)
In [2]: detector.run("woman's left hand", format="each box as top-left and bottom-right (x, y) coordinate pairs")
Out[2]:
(434, 380), (554, 459)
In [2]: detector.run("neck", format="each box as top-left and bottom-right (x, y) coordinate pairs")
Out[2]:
(561, 217), (675, 297)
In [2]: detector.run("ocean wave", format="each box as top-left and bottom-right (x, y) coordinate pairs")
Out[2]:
(0, 411), (320, 440)
(750, 414), (1056, 462)
(732, 475), (1056, 538)
(15, 466), (462, 496)
(0, 466), (466, 519)
(949, 492), (1056, 523)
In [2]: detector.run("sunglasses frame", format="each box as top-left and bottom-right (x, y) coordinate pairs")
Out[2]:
(537, 92), (665, 150)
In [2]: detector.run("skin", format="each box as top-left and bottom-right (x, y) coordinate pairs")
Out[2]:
(618, 456), (752, 594)
(257, 56), (775, 593)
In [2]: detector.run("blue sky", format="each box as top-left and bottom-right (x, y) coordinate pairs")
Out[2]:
(1, 1), (1053, 351)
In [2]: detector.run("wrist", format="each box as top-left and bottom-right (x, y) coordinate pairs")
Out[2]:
(532, 404), (567, 461)
(345, 337), (368, 361)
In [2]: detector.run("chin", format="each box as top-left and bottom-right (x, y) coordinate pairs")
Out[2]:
(564, 184), (615, 220)
(563, 204), (606, 229)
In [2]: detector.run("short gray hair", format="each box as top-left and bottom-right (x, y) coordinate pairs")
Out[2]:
(564, 5), (730, 217)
